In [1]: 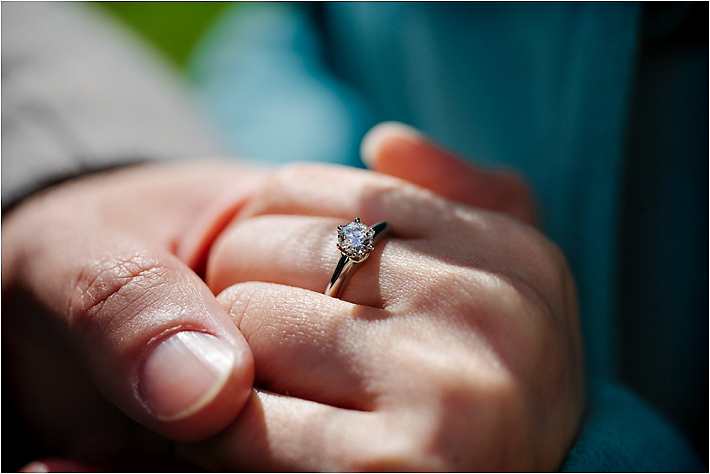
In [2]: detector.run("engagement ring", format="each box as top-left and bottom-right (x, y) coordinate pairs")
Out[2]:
(325, 218), (387, 298)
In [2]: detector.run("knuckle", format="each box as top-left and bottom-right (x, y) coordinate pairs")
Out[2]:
(402, 263), (494, 319)
(522, 236), (574, 317)
(272, 163), (341, 195)
(351, 431), (441, 472)
(419, 375), (529, 470)
(243, 163), (324, 216)
(276, 162), (319, 181)
(68, 251), (174, 336)
(353, 378), (525, 471)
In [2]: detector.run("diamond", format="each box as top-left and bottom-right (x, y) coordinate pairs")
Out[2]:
(337, 218), (375, 262)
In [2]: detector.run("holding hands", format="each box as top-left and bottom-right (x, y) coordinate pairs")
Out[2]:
(3, 162), (267, 468)
(4, 123), (583, 471)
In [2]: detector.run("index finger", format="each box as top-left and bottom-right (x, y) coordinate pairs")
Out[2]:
(239, 163), (466, 237)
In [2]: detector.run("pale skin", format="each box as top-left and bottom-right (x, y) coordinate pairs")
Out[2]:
(3, 162), (265, 469)
(3, 123), (584, 471)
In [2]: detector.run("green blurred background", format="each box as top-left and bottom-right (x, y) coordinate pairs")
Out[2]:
(96, 1), (234, 69)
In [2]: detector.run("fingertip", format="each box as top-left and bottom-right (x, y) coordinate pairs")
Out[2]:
(139, 332), (235, 422)
(60, 242), (256, 442)
(139, 331), (254, 442)
(360, 121), (424, 169)
(359, 122), (537, 225)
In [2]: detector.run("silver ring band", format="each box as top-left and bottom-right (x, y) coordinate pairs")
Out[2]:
(325, 218), (388, 298)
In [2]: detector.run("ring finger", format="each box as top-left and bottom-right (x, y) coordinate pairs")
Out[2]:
(207, 214), (412, 308)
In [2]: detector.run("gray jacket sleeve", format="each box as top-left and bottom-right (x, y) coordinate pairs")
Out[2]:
(1, 2), (225, 210)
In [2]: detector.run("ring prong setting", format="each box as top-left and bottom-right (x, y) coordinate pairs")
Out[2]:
(326, 219), (388, 298)
(336, 218), (376, 263)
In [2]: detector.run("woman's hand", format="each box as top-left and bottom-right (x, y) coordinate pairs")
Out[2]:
(2, 161), (267, 468)
(186, 128), (584, 471)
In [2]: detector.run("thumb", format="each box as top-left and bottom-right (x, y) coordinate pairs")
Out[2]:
(360, 122), (537, 225)
(3, 198), (254, 443)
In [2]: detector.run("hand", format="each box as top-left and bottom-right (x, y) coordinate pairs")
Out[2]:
(2, 161), (266, 469)
(360, 121), (537, 226)
(183, 125), (584, 471)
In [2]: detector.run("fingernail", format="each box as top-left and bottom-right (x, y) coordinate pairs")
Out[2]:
(139, 331), (237, 422)
(360, 121), (424, 167)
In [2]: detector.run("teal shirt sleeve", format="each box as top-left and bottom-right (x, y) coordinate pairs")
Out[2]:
(561, 378), (704, 471)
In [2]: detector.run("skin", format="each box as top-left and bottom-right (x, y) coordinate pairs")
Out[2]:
(2, 161), (265, 468)
(4, 123), (584, 471)
(186, 123), (585, 471)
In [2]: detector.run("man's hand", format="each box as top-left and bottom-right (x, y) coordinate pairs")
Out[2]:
(2, 161), (266, 468)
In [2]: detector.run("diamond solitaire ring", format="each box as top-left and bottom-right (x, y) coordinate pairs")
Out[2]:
(325, 218), (388, 298)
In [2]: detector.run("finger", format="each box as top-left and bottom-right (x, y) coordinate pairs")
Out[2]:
(229, 165), (542, 287)
(208, 209), (551, 314)
(208, 215), (337, 295)
(208, 214), (409, 307)
(180, 390), (422, 472)
(360, 121), (537, 225)
(239, 162), (465, 237)
(2, 213), (254, 442)
(216, 281), (386, 410)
